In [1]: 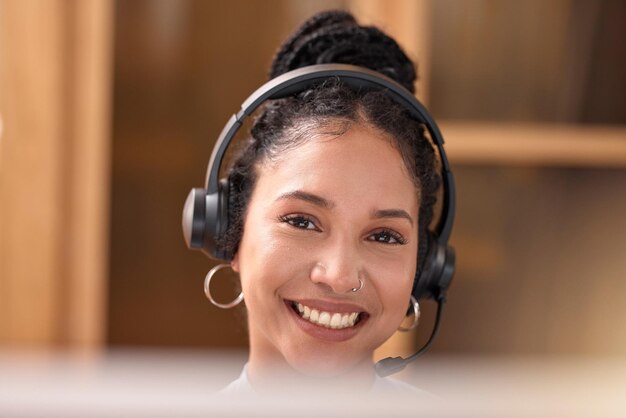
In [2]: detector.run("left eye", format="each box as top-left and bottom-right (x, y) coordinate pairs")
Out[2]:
(280, 215), (319, 231)
(368, 230), (406, 245)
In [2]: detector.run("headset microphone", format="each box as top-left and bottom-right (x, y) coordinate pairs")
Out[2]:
(375, 293), (447, 377)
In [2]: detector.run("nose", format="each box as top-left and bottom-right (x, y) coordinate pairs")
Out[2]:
(310, 236), (363, 294)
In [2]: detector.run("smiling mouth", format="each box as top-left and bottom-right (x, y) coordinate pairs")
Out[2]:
(289, 301), (365, 330)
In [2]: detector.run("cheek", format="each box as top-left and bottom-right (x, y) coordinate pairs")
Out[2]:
(369, 250), (417, 319)
(380, 271), (414, 312)
(236, 217), (307, 297)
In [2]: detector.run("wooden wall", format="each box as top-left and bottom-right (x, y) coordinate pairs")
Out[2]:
(0, 0), (113, 348)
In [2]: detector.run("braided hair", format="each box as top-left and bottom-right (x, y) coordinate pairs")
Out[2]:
(269, 10), (416, 93)
(220, 10), (439, 277)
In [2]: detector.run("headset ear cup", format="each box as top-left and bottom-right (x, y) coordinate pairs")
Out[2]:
(182, 188), (208, 250)
(441, 245), (455, 288)
(412, 233), (455, 301)
(203, 178), (231, 260)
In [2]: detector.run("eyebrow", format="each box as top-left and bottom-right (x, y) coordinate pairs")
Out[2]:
(276, 190), (413, 225)
(276, 190), (335, 209)
(371, 209), (414, 226)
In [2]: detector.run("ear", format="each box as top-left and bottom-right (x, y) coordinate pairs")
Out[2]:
(230, 252), (240, 273)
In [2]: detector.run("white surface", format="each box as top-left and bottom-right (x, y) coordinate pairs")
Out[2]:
(1, 349), (624, 417)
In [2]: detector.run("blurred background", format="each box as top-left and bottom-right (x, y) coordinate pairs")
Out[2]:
(1, 0), (625, 415)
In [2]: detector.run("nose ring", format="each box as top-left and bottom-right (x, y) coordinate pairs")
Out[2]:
(351, 278), (364, 293)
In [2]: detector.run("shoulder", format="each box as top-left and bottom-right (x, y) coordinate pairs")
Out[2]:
(215, 364), (257, 397)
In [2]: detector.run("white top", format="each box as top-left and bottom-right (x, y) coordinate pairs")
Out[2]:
(218, 363), (433, 397)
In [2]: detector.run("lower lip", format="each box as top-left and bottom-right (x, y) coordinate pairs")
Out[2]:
(284, 301), (366, 342)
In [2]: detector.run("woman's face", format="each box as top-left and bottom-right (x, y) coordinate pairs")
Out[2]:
(232, 123), (419, 377)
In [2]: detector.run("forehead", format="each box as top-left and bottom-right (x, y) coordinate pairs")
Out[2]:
(254, 125), (419, 214)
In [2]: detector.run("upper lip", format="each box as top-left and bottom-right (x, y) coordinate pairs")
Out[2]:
(286, 298), (367, 314)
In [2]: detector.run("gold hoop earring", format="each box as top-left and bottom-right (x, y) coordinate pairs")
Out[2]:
(398, 296), (420, 332)
(204, 264), (244, 309)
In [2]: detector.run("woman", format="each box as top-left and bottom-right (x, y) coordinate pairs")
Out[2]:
(183, 10), (454, 395)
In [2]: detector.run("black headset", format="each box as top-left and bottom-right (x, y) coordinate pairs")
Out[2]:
(183, 63), (455, 301)
(182, 64), (456, 375)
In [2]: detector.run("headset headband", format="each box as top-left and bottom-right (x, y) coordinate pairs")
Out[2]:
(204, 63), (455, 243)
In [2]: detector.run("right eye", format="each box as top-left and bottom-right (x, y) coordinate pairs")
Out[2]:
(279, 214), (320, 231)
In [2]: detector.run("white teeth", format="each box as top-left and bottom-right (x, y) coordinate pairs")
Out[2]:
(318, 312), (331, 326)
(310, 309), (319, 323)
(292, 302), (361, 329)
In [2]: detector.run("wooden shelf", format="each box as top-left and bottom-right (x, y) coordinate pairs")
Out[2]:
(441, 122), (626, 167)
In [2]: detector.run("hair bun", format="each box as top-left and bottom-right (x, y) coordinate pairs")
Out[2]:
(269, 10), (417, 93)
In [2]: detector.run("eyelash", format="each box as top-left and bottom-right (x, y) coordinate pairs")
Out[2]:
(279, 215), (407, 245)
(367, 229), (408, 245)
(279, 214), (320, 231)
